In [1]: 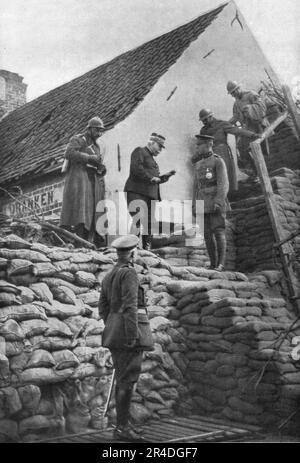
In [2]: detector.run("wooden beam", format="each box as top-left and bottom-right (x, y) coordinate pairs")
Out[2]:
(250, 141), (300, 313)
(282, 85), (300, 140)
(256, 111), (288, 143)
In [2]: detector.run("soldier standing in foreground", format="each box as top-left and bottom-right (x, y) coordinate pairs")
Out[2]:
(192, 134), (229, 271)
(99, 235), (150, 442)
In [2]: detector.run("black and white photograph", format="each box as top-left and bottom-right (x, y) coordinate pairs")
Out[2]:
(0, 0), (299, 448)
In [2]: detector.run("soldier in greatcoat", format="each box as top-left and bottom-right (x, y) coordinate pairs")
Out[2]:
(197, 109), (259, 192)
(60, 117), (107, 245)
(124, 133), (176, 250)
(192, 134), (229, 271)
(227, 80), (269, 178)
(99, 235), (148, 442)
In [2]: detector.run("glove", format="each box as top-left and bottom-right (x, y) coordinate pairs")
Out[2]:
(150, 177), (161, 184)
(213, 203), (222, 212)
(97, 164), (107, 176)
(124, 339), (138, 349)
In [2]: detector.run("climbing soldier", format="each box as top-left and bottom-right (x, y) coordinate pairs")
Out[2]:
(227, 80), (269, 179)
(197, 108), (259, 192)
(192, 134), (229, 271)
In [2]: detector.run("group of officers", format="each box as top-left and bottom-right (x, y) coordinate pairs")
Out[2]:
(59, 80), (269, 441)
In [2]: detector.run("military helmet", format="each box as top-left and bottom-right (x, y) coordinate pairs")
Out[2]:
(87, 116), (105, 129)
(199, 109), (213, 121)
(227, 80), (240, 95)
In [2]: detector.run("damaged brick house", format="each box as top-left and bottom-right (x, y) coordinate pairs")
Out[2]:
(0, 0), (300, 442)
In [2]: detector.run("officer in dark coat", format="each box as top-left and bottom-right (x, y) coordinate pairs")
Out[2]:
(60, 117), (107, 245)
(99, 235), (147, 442)
(197, 109), (259, 192)
(124, 133), (176, 250)
(192, 134), (229, 271)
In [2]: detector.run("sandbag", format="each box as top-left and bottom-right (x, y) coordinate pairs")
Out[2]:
(77, 290), (100, 307)
(72, 346), (97, 363)
(32, 262), (57, 277)
(0, 319), (24, 341)
(7, 259), (34, 277)
(66, 403), (91, 433)
(0, 280), (21, 295)
(0, 292), (22, 307)
(93, 347), (112, 368)
(85, 335), (102, 348)
(27, 349), (56, 368)
(9, 352), (30, 373)
(29, 335), (72, 352)
(5, 341), (24, 357)
(19, 367), (73, 385)
(20, 319), (49, 338)
(51, 286), (77, 305)
(2, 387), (22, 415)
(0, 258), (8, 270)
(53, 350), (80, 370)
(75, 271), (97, 287)
(64, 315), (88, 334)
(83, 319), (104, 336)
(0, 303), (47, 322)
(18, 286), (36, 304)
(19, 415), (58, 435)
(2, 234), (31, 249)
(30, 283), (53, 305)
(18, 385), (41, 414)
(3, 249), (50, 262)
(90, 406), (108, 430)
(44, 300), (84, 320)
(71, 363), (97, 379)
(6, 274), (38, 287)
(0, 419), (19, 442)
(41, 278), (89, 295)
(53, 271), (75, 283)
(45, 318), (73, 338)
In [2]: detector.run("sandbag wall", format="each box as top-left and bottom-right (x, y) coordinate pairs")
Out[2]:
(267, 118), (300, 173)
(231, 168), (300, 275)
(0, 234), (192, 442)
(166, 271), (300, 432)
(153, 220), (236, 270)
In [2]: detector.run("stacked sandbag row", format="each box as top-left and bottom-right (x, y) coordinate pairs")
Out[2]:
(153, 220), (236, 271)
(166, 272), (300, 430)
(0, 233), (196, 441)
(267, 120), (300, 172)
(230, 196), (276, 272)
(231, 169), (300, 274)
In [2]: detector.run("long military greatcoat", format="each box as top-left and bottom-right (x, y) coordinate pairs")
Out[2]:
(231, 90), (269, 134)
(60, 133), (106, 231)
(198, 117), (256, 191)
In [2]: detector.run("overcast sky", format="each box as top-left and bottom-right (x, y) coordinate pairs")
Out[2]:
(1, 0), (299, 101)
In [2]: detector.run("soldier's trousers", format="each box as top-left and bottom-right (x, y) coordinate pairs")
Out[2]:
(204, 212), (227, 268)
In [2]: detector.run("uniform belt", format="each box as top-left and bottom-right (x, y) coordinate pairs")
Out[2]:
(138, 308), (147, 314)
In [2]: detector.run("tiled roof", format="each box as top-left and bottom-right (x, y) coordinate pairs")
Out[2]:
(0, 3), (227, 186)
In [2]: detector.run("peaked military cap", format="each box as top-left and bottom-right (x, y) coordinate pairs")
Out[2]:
(149, 133), (166, 148)
(111, 234), (139, 250)
(195, 134), (215, 141)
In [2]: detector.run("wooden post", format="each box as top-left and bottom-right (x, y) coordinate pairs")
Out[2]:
(282, 84), (300, 140)
(250, 141), (300, 313)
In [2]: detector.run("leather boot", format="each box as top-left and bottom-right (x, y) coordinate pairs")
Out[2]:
(204, 232), (218, 269)
(214, 228), (227, 269)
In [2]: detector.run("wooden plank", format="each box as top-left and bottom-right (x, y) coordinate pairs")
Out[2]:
(190, 415), (261, 432)
(256, 111), (288, 142)
(173, 415), (249, 434)
(282, 85), (300, 140)
(162, 417), (242, 436)
(250, 141), (300, 314)
(165, 430), (225, 443)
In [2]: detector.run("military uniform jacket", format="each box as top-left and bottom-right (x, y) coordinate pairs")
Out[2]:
(99, 263), (144, 349)
(60, 133), (106, 230)
(231, 90), (269, 134)
(124, 146), (168, 200)
(192, 153), (229, 214)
